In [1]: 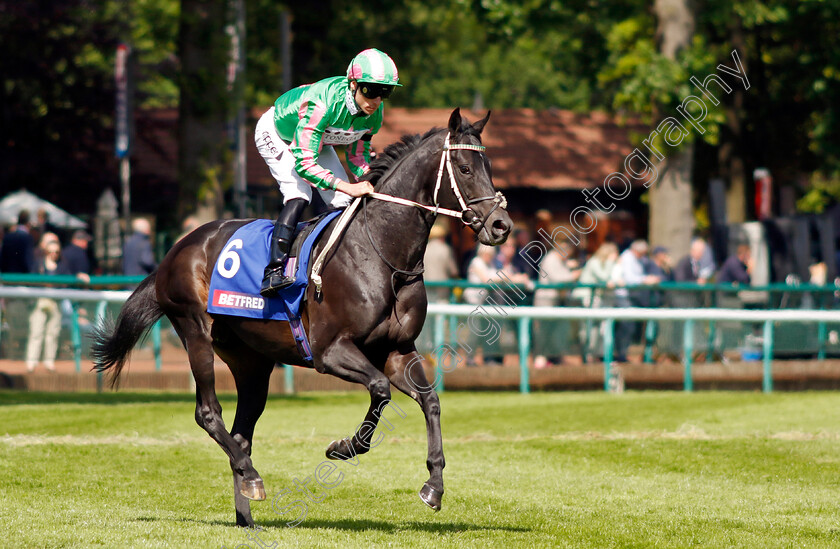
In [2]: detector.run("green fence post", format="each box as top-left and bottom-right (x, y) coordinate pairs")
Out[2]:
(152, 320), (162, 371)
(71, 304), (82, 372)
(707, 320), (717, 360)
(818, 321), (827, 361)
(284, 364), (294, 394)
(94, 301), (108, 392)
(763, 320), (774, 393)
(643, 320), (656, 364)
(683, 319), (694, 392)
(583, 287), (596, 364)
(603, 319), (615, 392)
(434, 313), (445, 393)
(518, 316), (531, 394)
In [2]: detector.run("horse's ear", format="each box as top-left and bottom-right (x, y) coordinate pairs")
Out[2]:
(472, 110), (491, 133)
(448, 108), (462, 137)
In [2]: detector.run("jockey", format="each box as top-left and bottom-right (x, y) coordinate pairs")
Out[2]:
(255, 48), (401, 297)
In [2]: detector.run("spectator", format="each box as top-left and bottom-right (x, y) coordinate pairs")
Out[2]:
(495, 240), (530, 278)
(423, 222), (459, 303)
(645, 246), (673, 308)
(718, 244), (752, 284)
(674, 238), (713, 283)
(58, 230), (92, 283)
(571, 242), (619, 306)
(464, 244), (496, 305)
(572, 242), (619, 361)
(122, 218), (157, 276)
(534, 241), (581, 368)
(462, 243), (499, 366)
(34, 208), (62, 244)
(176, 215), (201, 243)
(512, 228), (539, 279)
(25, 236), (63, 372)
(0, 210), (35, 273)
(647, 246), (673, 281)
(32, 232), (60, 268)
(617, 239), (661, 289)
(493, 239), (533, 304)
(615, 240), (661, 362)
(534, 241), (581, 307)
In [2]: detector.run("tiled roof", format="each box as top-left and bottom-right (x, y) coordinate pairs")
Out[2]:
(372, 108), (647, 190)
(132, 107), (647, 193)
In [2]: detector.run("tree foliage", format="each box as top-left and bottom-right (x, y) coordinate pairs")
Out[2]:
(2, 0), (840, 226)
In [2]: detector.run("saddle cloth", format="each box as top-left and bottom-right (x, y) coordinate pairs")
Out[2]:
(207, 210), (341, 322)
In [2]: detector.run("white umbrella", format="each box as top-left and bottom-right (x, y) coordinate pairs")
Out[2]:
(0, 189), (87, 229)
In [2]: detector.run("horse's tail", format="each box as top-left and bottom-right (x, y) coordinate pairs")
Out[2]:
(91, 272), (164, 387)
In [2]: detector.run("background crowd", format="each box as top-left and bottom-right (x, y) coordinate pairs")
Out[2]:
(1, 203), (837, 371)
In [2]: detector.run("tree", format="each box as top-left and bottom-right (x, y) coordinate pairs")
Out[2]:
(177, 0), (231, 222)
(649, 0), (696, 253)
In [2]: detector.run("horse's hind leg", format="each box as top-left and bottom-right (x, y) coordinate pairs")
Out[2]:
(170, 314), (266, 505)
(384, 347), (445, 511)
(214, 328), (275, 527)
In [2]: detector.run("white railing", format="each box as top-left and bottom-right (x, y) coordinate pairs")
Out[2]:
(1, 286), (838, 393)
(426, 303), (840, 393)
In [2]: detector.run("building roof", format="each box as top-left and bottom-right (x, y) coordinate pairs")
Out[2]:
(131, 107), (647, 194)
(372, 108), (647, 190)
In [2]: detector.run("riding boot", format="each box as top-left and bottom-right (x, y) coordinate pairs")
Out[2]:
(260, 198), (307, 297)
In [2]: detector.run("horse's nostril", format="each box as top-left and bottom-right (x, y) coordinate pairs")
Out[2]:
(492, 219), (510, 234)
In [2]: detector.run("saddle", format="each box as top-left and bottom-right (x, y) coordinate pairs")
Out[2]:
(206, 209), (342, 362)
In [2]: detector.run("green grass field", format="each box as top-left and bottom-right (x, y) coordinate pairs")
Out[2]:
(3, 390), (840, 548)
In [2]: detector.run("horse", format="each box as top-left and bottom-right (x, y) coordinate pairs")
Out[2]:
(91, 108), (512, 527)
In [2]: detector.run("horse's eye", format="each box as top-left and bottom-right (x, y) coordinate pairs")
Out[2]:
(459, 165), (471, 175)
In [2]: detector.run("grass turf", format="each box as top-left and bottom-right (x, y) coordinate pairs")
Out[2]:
(2, 390), (840, 548)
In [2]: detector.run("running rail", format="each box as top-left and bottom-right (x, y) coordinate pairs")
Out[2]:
(1, 286), (839, 393)
(425, 304), (840, 394)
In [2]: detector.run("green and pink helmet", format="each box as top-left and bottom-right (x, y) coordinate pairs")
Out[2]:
(346, 48), (402, 87)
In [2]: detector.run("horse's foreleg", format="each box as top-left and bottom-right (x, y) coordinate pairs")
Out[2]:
(385, 348), (445, 511)
(319, 339), (392, 459)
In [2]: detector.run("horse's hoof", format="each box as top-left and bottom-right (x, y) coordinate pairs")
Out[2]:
(325, 438), (352, 460)
(240, 479), (266, 501)
(419, 482), (443, 511)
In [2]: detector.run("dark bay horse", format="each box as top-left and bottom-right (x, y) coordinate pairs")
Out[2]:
(91, 108), (512, 527)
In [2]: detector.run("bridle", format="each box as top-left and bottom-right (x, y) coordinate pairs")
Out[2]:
(369, 132), (507, 234)
(312, 131), (509, 298)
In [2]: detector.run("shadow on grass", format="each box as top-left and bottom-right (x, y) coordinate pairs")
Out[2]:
(0, 390), (323, 407)
(134, 515), (530, 534)
(269, 517), (532, 533)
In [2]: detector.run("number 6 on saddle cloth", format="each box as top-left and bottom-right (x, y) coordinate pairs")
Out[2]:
(207, 210), (342, 361)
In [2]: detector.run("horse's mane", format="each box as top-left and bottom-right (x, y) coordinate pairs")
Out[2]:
(361, 128), (439, 186)
(362, 120), (482, 187)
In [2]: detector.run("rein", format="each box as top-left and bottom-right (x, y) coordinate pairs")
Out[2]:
(363, 196), (424, 299)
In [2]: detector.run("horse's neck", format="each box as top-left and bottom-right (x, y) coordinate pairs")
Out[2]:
(376, 139), (440, 206)
(363, 138), (442, 272)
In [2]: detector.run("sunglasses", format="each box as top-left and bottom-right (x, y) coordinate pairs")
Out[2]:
(358, 82), (394, 100)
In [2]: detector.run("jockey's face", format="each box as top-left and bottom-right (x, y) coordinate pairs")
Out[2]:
(350, 81), (381, 115)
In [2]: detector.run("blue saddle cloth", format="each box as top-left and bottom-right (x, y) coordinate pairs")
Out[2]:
(207, 210), (341, 321)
